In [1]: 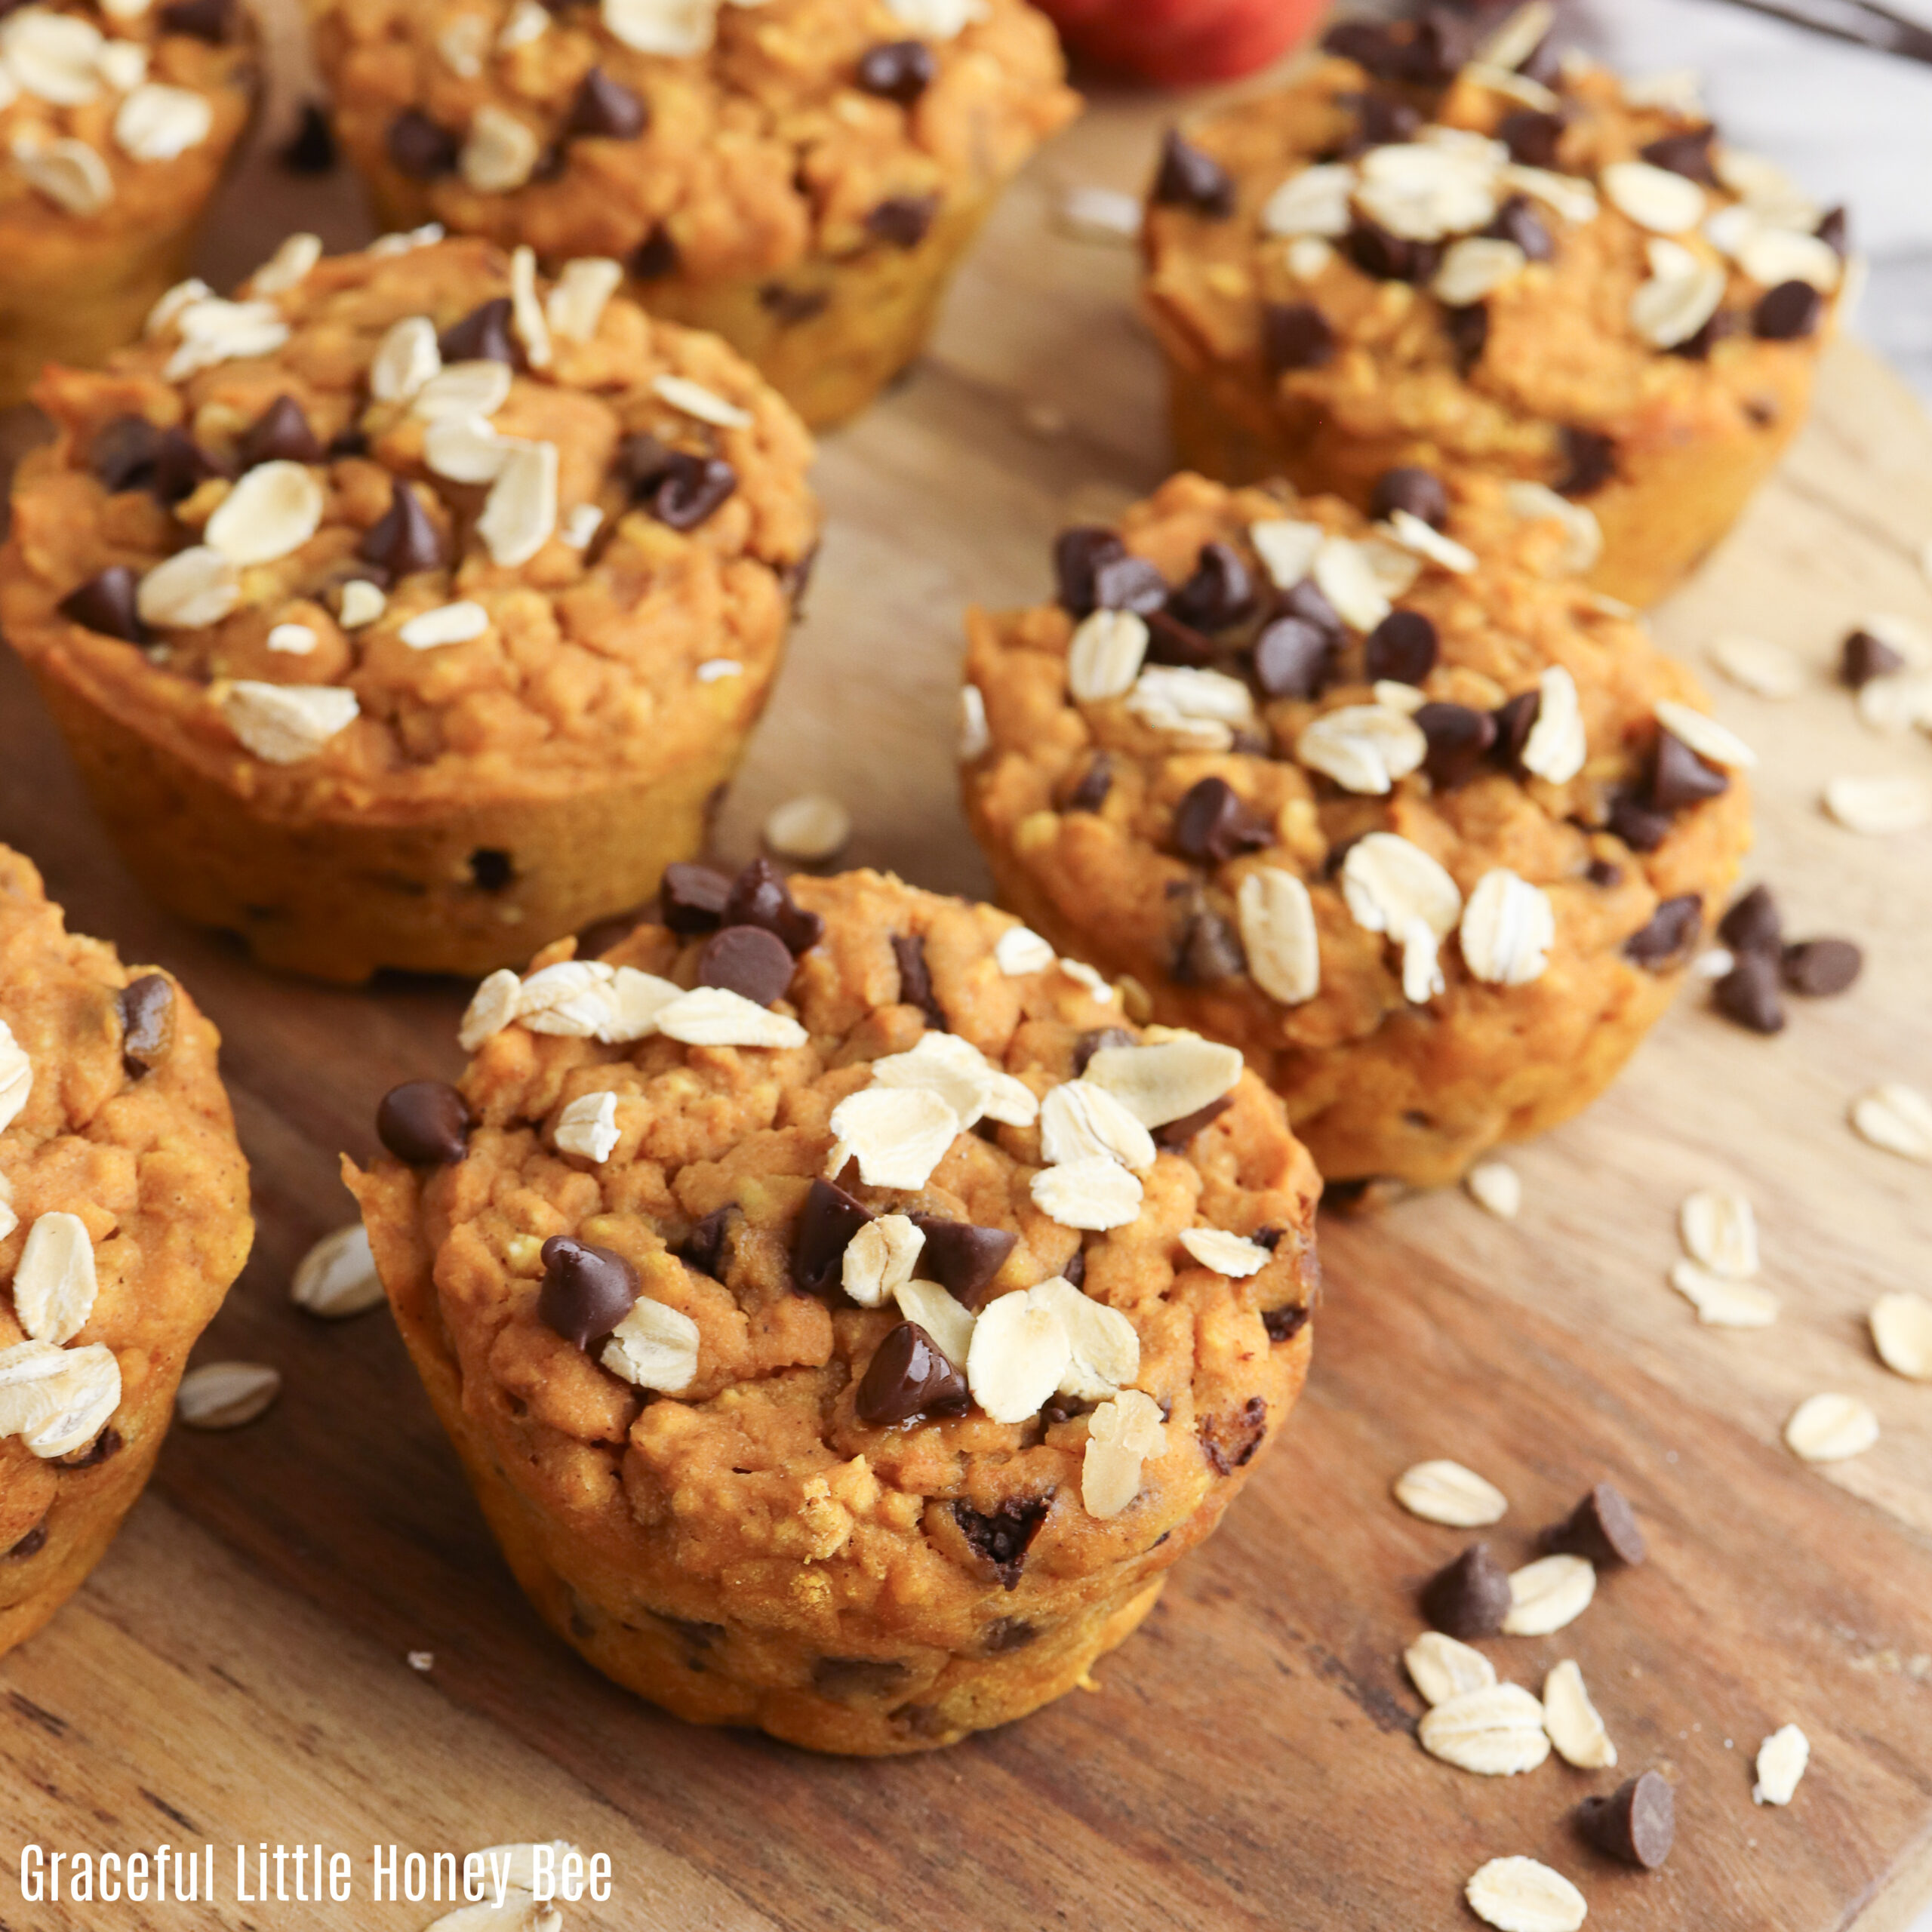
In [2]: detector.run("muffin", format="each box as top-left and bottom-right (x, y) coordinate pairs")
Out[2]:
(1140, 8), (1850, 608)
(0, 232), (818, 983)
(0, 843), (252, 1654)
(304, 0), (1081, 429)
(960, 469), (1753, 1188)
(0, 0), (257, 406)
(346, 865), (1318, 1754)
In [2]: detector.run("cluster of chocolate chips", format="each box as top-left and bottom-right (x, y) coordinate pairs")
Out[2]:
(660, 857), (823, 1006)
(617, 433), (737, 533)
(1710, 883), (1861, 1035)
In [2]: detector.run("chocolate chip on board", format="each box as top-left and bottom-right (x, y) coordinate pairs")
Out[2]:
(697, 924), (795, 1008)
(1151, 128), (1235, 217)
(855, 1321), (970, 1426)
(907, 1214), (1018, 1309)
(1840, 627), (1904, 688)
(1262, 300), (1338, 373)
(1579, 1770), (1676, 1869)
(1167, 541), (1254, 631)
(537, 1235), (640, 1349)
(118, 974), (174, 1076)
(386, 108), (457, 179)
(891, 933), (948, 1029)
(676, 1204), (734, 1282)
(567, 66), (647, 139)
(1173, 777), (1272, 863)
(1717, 882), (1782, 956)
(1651, 732), (1729, 811)
(722, 858), (824, 953)
(1623, 894), (1703, 970)
(376, 1079), (472, 1165)
(1421, 1543), (1513, 1638)
(1715, 950), (1787, 1034)
(1368, 466), (1449, 531)
(1753, 278), (1824, 341)
(1417, 702), (1497, 790)
(855, 38), (935, 104)
(953, 1496), (1051, 1588)
(792, 1177), (873, 1295)
(438, 297), (518, 365)
(1364, 608), (1439, 685)
(660, 861), (731, 934)
(866, 194), (940, 249)
(358, 479), (446, 576)
(58, 568), (146, 645)
(1540, 1481), (1647, 1567)
(1782, 937), (1862, 997)
(238, 395), (325, 469)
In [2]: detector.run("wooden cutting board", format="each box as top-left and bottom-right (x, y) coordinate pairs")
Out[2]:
(4, 26), (1932, 1932)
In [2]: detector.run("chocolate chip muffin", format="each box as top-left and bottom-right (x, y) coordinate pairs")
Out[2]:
(1140, 8), (1850, 608)
(0, 0), (257, 405)
(303, 0), (1080, 429)
(0, 843), (253, 1654)
(346, 866), (1318, 1754)
(0, 232), (818, 983)
(960, 469), (1753, 1188)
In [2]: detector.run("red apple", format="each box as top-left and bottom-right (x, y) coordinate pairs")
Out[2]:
(1038, 0), (1327, 86)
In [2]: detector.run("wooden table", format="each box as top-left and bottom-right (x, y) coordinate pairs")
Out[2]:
(4, 32), (1931, 1932)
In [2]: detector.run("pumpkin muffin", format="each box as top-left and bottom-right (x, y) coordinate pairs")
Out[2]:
(961, 469), (1753, 1187)
(0, 843), (252, 1655)
(1140, 7), (1850, 607)
(0, 0), (257, 406)
(304, 0), (1081, 429)
(347, 866), (1318, 1754)
(0, 232), (818, 983)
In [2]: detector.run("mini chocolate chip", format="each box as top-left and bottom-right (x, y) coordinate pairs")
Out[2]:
(1607, 791), (1670, 854)
(908, 1214), (1018, 1309)
(1754, 278), (1823, 341)
(1782, 937), (1861, 997)
(1715, 950), (1786, 1034)
(1586, 857), (1623, 887)
(537, 1235), (640, 1349)
(1421, 1543), (1512, 1638)
(855, 38), (934, 104)
(676, 1204), (734, 1281)
(1444, 302), (1489, 376)
(1072, 1026), (1134, 1076)
(1344, 91), (1421, 152)
(1717, 883), (1781, 956)
(856, 1321), (970, 1426)
(568, 66), (646, 139)
(1651, 731), (1728, 811)
(1485, 192), (1553, 261)
(1346, 219), (1438, 285)
(1519, 30), (1562, 85)
(632, 226), (679, 279)
(698, 923), (795, 1007)
(981, 1616), (1038, 1654)
(1173, 906), (1245, 983)
(469, 848), (512, 893)
(866, 194), (938, 249)
(1364, 608), (1438, 685)
(1369, 466), (1449, 531)
(1816, 205), (1849, 257)
(438, 297), (517, 366)
(328, 426), (370, 459)
(1497, 109), (1564, 169)
(280, 100), (336, 174)
(793, 1178), (873, 1294)
(618, 434), (740, 531)
(358, 480), (445, 577)
(758, 283), (830, 325)
(1153, 1094), (1232, 1151)
(1174, 777), (1271, 864)
(57, 1425), (122, 1469)
(1263, 1303), (1309, 1343)
(151, 427), (231, 505)
(1143, 609), (1214, 668)
(1556, 426), (1615, 497)
(1841, 628), (1905, 688)
(1666, 308), (1737, 361)
(1321, 19), (1401, 75)
(1167, 542), (1254, 631)
(387, 107), (457, 179)
(660, 861), (731, 934)
(1052, 526), (1123, 616)
(1254, 615), (1335, 698)
(377, 1079), (472, 1164)
(1399, 6), (1471, 82)
(1641, 125), (1718, 186)
(7, 1525), (46, 1560)
(1624, 894), (1703, 969)
(118, 973), (174, 1076)
(1152, 128), (1235, 217)
(1066, 755), (1112, 813)
(238, 395), (325, 469)
(1278, 576), (1343, 639)
(811, 1656), (909, 1700)
(59, 567), (146, 645)
(1491, 689), (1540, 774)
(158, 0), (229, 40)
(952, 1496), (1050, 1588)
(1092, 552), (1169, 617)
(891, 932), (947, 1030)
(1198, 1395), (1267, 1475)
(1417, 703), (1496, 790)
(89, 415), (164, 493)
(1540, 1482), (1647, 1566)
(722, 858), (824, 954)
(1580, 1771), (1675, 1870)
(778, 545), (817, 614)
(1060, 1247), (1085, 1289)
(1262, 300), (1337, 374)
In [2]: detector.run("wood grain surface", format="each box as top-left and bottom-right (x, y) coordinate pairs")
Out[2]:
(2, 21), (1930, 1932)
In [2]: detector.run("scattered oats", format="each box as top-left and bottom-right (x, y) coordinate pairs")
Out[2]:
(602, 1297), (700, 1393)
(396, 600), (490, 651)
(0, 1019), (31, 1131)
(1679, 1188), (1758, 1279)
(370, 314), (441, 402)
(1260, 162), (1354, 239)
(205, 462), (325, 567)
(1286, 235), (1335, 280)
(1784, 1392), (1878, 1463)
(509, 244), (551, 369)
(1857, 671), (1932, 733)
(1669, 1260), (1780, 1327)
(1432, 235), (1526, 306)
(413, 358), (513, 422)
(291, 1223), (386, 1318)
(223, 682), (358, 763)
(841, 1214), (924, 1310)
(1475, 0), (1554, 72)
(1248, 517), (1324, 591)
(1604, 157), (1705, 234)
(764, 792), (851, 863)
(1516, 664), (1585, 783)
(1358, 534), (1423, 601)
(1464, 1857), (1587, 1932)
(0, 1340), (121, 1457)
(870, 1030), (1036, 1130)
(498, 0), (549, 45)
(1124, 664), (1255, 749)
(555, 1089), (621, 1162)
(1054, 183), (1141, 242)
(1418, 1683), (1552, 1777)
(1353, 139), (1500, 245)
(995, 925), (1055, 976)
(1066, 608), (1149, 703)
(1824, 773), (1932, 835)
(1081, 1387), (1166, 1518)
(1502, 1553), (1595, 1635)
(1543, 1659), (1617, 1770)
(1404, 1631), (1497, 1707)
(967, 1284), (1074, 1423)
(655, 986), (807, 1050)
(437, 13), (489, 74)
(653, 372), (751, 429)
(546, 256), (623, 342)
(1340, 834), (1463, 996)
(697, 657), (741, 684)
(1056, 957), (1116, 1003)
(1082, 1034), (1241, 1128)
(144, 275), (208, 335)
(407, 1649), (435, 1672)
(1394, 1458), (1507, 1527)
(266, 623), (316, 656)
(1040, 1080), (1156, 1172)
(1385, 507), (1476, 574)
(1737, 225), (1840, 292)
(1654, 698), (1755, 771)
(1033, 1276), (1139, 1400)
(958, 682), (989, 760)
(177, 1361), (281, 1430)
(1852, 1083), (1932, 1163)
(1466, 1160), (1521, 1220)
(1237, 867), (1320, 1007)
(114, 82), (211, 162)
(1459, 869), (1555, 986)
(561, 503), (603, 549)
(605, 967), (682, 1043)
(15, 136), (112, 215)
(893, 1276), (975, 1367)
(163, 297), (288, 377)
(826, 1085), (960, 1189)
(11, 1211), (97, 1344)
(478, 439), (558, 566)
(1175, 1228), (1269, 1278)
(1500, 162), (1597, 226)
(1505, 480), (1601, 574)
(1708, 632), (1802, 699)
(1312, 536), (1392, 632)
(1869, 1291), (1932, 1381)
(1690, 946), (1734, 980)
(423, 417), (511, 485)
(3, 8), (102, 105)
(602, 0), (716, 54)
(1030, 1155), (1143, 1232)
(1752, 1723), (1810, 1804)
(1295, 704), (1427, 795)
(1631, 239), (1726, 349)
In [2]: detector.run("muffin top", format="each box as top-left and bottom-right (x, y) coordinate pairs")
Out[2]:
(1, 232), (818, 809)
(1141, 8), (1849, 479)
(963, 469), (1753, 1049)
(0, 0), (254, 237)
(0, 845), (251, 1552)
(351, 867), (1316, 1628)
(310, 0), (1080, 281)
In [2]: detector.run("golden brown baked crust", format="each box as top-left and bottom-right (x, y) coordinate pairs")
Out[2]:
(348, 867), (1318, 1754)
(0, 844), (253, 1654)
(0, 232), (819, 979)
(961, 470), (1753, 1186)
(1140, 23), (1847, 607)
